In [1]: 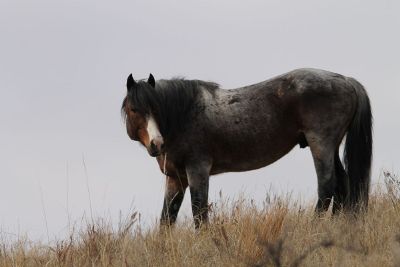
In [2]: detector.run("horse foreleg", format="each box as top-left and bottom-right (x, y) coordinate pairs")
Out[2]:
(186, 161), (211, 229)
(160, 176), (188, 226)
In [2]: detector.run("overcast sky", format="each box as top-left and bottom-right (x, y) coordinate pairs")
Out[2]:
(0, 0), (399, 241)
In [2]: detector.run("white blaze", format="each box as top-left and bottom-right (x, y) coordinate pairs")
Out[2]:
(146, 115), (162, 142)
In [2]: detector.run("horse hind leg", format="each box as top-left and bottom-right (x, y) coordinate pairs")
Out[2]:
(332, 151), (350, 214)
(306, 134), (337, 213)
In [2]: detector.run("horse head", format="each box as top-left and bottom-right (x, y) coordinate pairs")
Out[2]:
(123, 73), (164, 157)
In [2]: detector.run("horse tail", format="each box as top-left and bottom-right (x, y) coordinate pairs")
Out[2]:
(343, 77), (373, 210)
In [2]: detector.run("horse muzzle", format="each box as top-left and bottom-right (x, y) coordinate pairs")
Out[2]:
(147, 137), (165, 157)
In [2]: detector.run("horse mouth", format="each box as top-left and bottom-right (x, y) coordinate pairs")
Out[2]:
(148, 150), (161, 157)
(147, 145), (163, 157)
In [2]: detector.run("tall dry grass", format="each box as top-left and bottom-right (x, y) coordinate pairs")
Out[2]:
(2, 171), (400, 266)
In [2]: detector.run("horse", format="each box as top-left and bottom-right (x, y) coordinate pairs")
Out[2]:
(121, 68), (372, 228)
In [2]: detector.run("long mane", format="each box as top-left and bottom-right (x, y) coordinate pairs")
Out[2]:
(122, 78), (219, 140)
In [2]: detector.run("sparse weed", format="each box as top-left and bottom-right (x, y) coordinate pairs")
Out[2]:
(1, 174), (400, 266)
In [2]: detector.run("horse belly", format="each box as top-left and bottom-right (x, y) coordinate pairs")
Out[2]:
(210, 129), (299, 174)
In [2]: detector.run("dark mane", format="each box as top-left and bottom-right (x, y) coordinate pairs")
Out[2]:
(121, 78), (219, 140)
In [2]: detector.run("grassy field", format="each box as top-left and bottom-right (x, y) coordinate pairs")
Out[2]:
(1, 172), (400, 267)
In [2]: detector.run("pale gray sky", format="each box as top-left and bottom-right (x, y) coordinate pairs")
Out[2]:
(0, 0), (399, 240)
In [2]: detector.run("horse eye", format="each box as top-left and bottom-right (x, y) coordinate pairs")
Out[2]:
(131, 108), (138, 113)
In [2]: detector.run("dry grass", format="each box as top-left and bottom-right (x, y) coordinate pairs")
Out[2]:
(2, 172), (400, 267)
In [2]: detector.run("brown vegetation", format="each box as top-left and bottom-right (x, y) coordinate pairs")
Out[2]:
(1, 172), (400, 266)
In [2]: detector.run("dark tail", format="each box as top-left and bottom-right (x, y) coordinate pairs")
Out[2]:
(344, 78), (373, 210)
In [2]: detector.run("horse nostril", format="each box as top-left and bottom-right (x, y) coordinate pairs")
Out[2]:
(160, 143), (165, 150)
(149, 141), (155, 151)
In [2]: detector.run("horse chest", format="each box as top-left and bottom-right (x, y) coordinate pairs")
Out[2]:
(156, 155), (186, 178)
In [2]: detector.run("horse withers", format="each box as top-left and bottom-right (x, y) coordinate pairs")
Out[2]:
(121, 68), (372, 228)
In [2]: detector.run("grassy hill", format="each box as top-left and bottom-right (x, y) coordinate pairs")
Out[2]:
(1, 172), (400, 266)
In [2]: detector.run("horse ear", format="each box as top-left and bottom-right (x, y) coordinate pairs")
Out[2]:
(147, 73), (155, 88)
(127, 74), (136, 91)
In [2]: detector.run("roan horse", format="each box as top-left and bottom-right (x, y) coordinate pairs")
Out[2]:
(121, 68), (372, 228)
